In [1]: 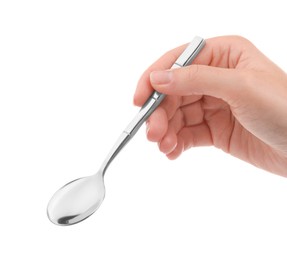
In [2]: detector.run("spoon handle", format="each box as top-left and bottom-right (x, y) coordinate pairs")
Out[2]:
(101, 36), (205, 173)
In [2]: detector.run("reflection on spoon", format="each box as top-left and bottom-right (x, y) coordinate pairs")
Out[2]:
(47, 173), (105, 225)
(47, 37), (205, 226)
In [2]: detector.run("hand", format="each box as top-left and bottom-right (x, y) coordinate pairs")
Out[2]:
(133, 36), (287, 177)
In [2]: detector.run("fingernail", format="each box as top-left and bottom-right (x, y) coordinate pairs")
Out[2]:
(150, 70), (172, 85)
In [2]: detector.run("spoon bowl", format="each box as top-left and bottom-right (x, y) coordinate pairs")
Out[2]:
(47, 172), (105, 225)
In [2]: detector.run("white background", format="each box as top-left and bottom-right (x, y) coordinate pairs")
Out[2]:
(1, 0), (287, 259)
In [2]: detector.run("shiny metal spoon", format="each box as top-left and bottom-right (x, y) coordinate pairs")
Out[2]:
(47, 36), (205, 226)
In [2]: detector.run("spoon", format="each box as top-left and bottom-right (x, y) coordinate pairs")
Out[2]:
(47, 36), (205, 226)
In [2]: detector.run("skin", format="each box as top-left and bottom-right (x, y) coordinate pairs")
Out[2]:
(133, 36), (287, 177)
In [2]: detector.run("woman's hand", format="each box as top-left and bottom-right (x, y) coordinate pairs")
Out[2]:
(133, 36), (287, 177)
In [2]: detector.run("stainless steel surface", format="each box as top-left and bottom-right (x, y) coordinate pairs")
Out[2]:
(47, 173), (105, 225)
(47, 37), (205, 226)
(174, 36), (205, 66)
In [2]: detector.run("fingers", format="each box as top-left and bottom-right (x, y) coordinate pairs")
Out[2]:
(165, 123), (213, 160)
(148, 100), (208, 158)
(146, 107), (168, 142)
(159, 101), (204, 154)
(150, 65), (246, 105)
(158, 109), (184, 154)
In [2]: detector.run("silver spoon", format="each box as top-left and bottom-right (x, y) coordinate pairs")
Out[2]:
(47, 37), (205, 226)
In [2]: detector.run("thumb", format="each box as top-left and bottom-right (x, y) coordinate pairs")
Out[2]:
(150, 65), (247, 104)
